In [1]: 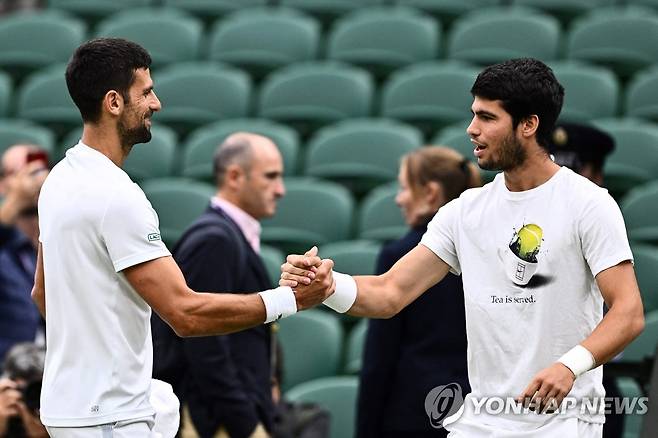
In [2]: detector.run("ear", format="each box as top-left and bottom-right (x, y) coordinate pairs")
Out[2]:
(104, 90), (124, 117)
(425, 181), (445, 210)
(519, 115), (539, 139)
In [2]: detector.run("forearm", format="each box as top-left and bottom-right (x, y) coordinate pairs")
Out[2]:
(346, 275), (401, 318)
(581, 301), (644, 365)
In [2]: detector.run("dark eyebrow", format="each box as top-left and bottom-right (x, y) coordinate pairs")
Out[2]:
(143, 85), (154, 94)
(472, 109), (497, 118)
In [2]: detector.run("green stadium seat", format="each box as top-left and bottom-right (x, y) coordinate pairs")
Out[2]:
(16, 64), (80, 136)
(259, 244), (285, 288)
(95, 8), (202, 68)
(392, 0), (501, 24)
(511, 0), (616, 24)
(208, 7), (320, 79)
(621, 180), (658, 245)
(550, 61), (619, 123)
(286, 376), (359, 438)
(0, 119), (55, 157)
(278, 310), (344, 391)
(162, 0), (267, 22)
(153, 62), (251, 135)
(447, 7), (560, 65)
(625, 65), (658, 123)
(567, 6), (658, 79)
(48, 0), (153, 23)
(279, 0), (384, 23)
(181, 118), (300, 181)
(260, 177), (355, 254)
(0, 11), (85, 79)
(344, 318), (367, 374)
(305, 118), (422, 195)
(357, 182), (407, 241)
(0, 71), (10, 118)
(616, 377), (644, 438)
(592, 118), (658, 199)
(326, 7), (440, 78)
(319, 240), (381, 276)
(432, 120), (500, 183)
(622, 309), (658, 361)
(140, 178), (214, 247)
(380, 61), (479, 133)
(258, 61), (374, 135)
(632, 244), (658, 313)
(58, 124), (177, 181)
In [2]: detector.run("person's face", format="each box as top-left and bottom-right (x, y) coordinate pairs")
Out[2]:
(238, 141), (285, 220)
(118, 68), (161, 147)
(395, 163), (434, 227)
(467, 97), (526, 172)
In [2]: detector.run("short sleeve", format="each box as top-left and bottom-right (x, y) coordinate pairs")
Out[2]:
(579, 191), (633, 278)
(420, 198), (461, 275)
(101, 184), (171, 272)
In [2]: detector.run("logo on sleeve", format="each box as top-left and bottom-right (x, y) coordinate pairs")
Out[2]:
(148, 233), (161, 242)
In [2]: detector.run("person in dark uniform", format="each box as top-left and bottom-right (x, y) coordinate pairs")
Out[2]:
(152, 132), (286, 438)
(356, 146), (480, 438)
(548, 122), (623, 438)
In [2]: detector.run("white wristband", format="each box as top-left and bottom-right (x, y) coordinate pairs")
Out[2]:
(323, 271), (357, 313)
(558, 345), (596, 378)
(258, 286), (297, 323)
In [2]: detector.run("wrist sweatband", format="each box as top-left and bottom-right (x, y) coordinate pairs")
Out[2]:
(558, 345), (596, 378)
(258, 286), (297, 323)
(323, 271), (357, 313)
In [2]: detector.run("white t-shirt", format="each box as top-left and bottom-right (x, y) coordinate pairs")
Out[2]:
(38, 142), (171, 427)
(420, 167), (632, 429)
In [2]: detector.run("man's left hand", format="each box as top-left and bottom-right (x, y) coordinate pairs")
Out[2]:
(516, 362), (576, 413)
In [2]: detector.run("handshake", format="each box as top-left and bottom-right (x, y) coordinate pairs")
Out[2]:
(259, 247), (358, 323)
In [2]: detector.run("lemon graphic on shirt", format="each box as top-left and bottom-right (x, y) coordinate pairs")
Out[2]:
(509, 224), (543, 263)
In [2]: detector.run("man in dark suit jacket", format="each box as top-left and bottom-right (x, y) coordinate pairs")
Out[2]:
(152, 132), (286, 438)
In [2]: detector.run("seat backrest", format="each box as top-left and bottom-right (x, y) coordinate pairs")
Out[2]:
(261, 177), (355, 253)
(285, 376), (359, 438)
(95, 8), (202, 67)
(278, 311), (344, 391)
(344, 319), (368, 374)
(631, 244), (658, 313)
(258, 61), (374, 128)
(625, 65), (658, 123)
(447, 7), (560, 64)
(380, 61), (479, 131)
(357, 182), (407, 241)
(0, 11), (85, 73)
(327, 7), (439, 76)
(566, 6), (658, 79)
(208, 7), (320, 77)
(0, 119), (55, 157)
(181, 118), (300, 180)
(140, 177), (214, 247)
(305, 118), (422, 194)
(0, 71), (10, 118)
(550, 61), (619, 122)
(162, 0), (267, 19)
(123, 124), (178, 181)
(48, 0), (153, 19)
(393, 0), (502, 23)
(620, 180), (658, 245)
(319, 239), (382, 276)
(511, 0), (616, 24)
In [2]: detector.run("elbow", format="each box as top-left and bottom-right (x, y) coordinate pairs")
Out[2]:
(631, 312), (645, 341)
(162, 308), (195, 338)
(379, 291), (403, 319)
(31, 286), (43, 305)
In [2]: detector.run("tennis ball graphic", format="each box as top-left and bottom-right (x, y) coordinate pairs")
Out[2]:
(510, 224), (543, 262)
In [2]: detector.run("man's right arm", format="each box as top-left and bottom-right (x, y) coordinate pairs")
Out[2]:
(124, 255), (333, 337)
(282, 244), (450, 319)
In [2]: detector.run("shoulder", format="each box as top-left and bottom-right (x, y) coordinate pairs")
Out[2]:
(558, 168), (615, 211)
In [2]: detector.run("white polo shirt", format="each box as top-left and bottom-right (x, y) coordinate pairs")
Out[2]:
(38, 142), (170, 427)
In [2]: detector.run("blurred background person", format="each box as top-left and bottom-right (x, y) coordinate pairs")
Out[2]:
(0, 342), (47, 438)
(0, 145), (48, 370)
(356, 146), (480, 438)
(153, 132), (286, 438)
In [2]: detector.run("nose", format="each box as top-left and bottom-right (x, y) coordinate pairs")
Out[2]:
(395, 191), (403, 207)
(466, 116), (478, 138)
(275, 179), (285, 198)
(150, 91), (162, 112)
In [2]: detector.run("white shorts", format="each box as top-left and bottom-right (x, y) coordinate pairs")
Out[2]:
(446, 416), (602, 438)
(46, 416), (155, 438)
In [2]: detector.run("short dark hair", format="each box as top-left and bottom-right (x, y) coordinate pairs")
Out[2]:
(470, 58), (564, 149)
(65, 38), (152, 123)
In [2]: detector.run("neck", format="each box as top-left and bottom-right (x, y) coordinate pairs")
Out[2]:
(80, 122), (129, 167)
(503, 146), (560, 192)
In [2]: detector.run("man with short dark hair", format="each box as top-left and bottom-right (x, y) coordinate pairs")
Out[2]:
(281, 58), (644, 437)
(33, 38), (335, 437)
(153, 132), (286, 438)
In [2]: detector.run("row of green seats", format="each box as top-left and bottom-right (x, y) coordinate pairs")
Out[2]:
(2, 5), (658, 84)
